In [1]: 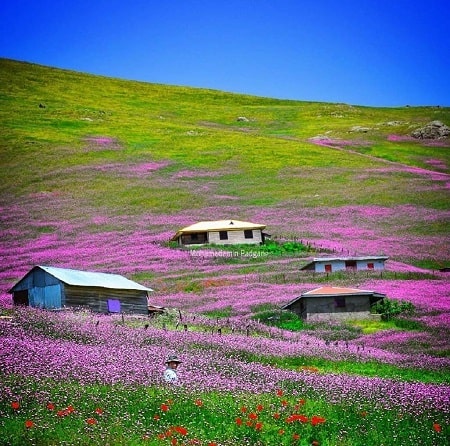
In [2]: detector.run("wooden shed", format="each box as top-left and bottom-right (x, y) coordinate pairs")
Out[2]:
(171, 219), (268, 246)
(282, 286), (386, 321)
(300, 256), (388, 273)
(8, 265), (153, 315)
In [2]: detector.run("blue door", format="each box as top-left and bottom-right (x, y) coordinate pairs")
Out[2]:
(29, 285), (61, 309)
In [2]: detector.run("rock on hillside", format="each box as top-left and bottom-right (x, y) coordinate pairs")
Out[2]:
(411, 120), (450, 139)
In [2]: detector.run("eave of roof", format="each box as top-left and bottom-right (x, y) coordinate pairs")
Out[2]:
(311, 256), (389, 262)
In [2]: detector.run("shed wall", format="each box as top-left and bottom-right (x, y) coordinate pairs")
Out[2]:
(305, 295), (371, 314)
(287, 295), (373, 320)
(64, 285), (148, 314)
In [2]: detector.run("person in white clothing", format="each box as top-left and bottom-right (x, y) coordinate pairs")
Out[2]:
(163, 355), (182, 383)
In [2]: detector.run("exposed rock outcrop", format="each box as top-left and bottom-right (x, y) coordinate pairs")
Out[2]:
(411, 121), (450, 139)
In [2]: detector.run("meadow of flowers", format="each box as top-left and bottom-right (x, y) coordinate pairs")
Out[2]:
(1, 59), (449, 444)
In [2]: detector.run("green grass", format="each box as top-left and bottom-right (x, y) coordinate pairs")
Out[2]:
(1, 58), (449, 216)
(1, 375), (447, 446)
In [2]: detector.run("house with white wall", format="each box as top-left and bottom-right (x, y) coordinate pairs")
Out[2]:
(171, 220), (267, 246)
(300, 256), (388, 273)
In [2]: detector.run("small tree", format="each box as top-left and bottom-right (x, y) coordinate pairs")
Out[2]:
(372, 298), (415, 321)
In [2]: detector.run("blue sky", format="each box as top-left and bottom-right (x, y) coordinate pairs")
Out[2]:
(1, 0), (449, 107)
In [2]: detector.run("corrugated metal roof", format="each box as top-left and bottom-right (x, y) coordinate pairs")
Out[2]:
(171, 219), (266, 240)
(37, 266), (153, 291)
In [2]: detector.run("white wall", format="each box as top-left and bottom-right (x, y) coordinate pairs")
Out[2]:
(208, 229), (262, 245)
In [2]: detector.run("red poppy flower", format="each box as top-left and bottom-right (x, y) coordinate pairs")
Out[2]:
(160, 403), (169, 412)
(311, 415), (326, 426)
(312, 441), (320, 446)
(240, 406), (247, 413)
(273, 412), (281, 419)
(194, 399), (203, 407)
(287, 414), (308, 423)
(25, 420), (34, 429)
(255, 422), (263, 431)
(157, 433), (166, 440)
(171, 438), (178, 446)
(433, 423), (442, 433)
(249, 412), (258, 420)
(292, 433), (300, 440)
(246, 420), (253, 427)
(278, 429), (285, 435)
(174, 426), (188, 436)
(256, 404), (264, 412)
(360, 411), (368, 418)
(95, 407), (103, 415)
(298, 399), (306, 406)
(11, 401), (20, 410)
(235, 417), (243, 426)
(276, 389), (284, 397)
(281, 400), (288, 407)
(208, 443), (218, 446)
(86, 418), (97, 425)
(46, 402), (55, 410)
(154, 414), (160, 420)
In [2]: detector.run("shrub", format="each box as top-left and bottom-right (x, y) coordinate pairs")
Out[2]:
(372, 298), (416, 321)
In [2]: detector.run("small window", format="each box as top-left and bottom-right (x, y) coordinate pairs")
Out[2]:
(324, 264), (332, 273)
(334, 297), (346, 308)
(367, 263), (374, 270)
(244, 229), (253, 239)
(191, 233), (198, 241)
(107, 299), (121, 313)
(219, 231), (228, 240)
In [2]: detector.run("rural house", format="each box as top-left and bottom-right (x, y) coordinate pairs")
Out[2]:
(171, 219), (268, 246)
(9, 265), (153, 315)
(282, 286), (386, 321)
(300, 256), (388, 273)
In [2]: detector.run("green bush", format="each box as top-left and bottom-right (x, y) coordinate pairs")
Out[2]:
(372, 298), (416, 321)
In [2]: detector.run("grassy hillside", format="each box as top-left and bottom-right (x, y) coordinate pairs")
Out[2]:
(1, 57), (449, 205)
(0, 57), (449, 269)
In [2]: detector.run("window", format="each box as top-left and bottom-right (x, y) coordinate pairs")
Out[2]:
(219, 231), (228, 240)
(107, 299), (121, 313)
(334, 297), (346, 308)
(324, 264), (332, 273)
(244, 229), (253, 239)
(367, 263), (374, 270)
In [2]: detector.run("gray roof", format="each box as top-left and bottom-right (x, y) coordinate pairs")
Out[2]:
(14, 266), (153, 292)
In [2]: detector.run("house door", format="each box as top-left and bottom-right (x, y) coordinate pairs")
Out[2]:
(345, 260), (357, 271)
(29, 285), (61, 309)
